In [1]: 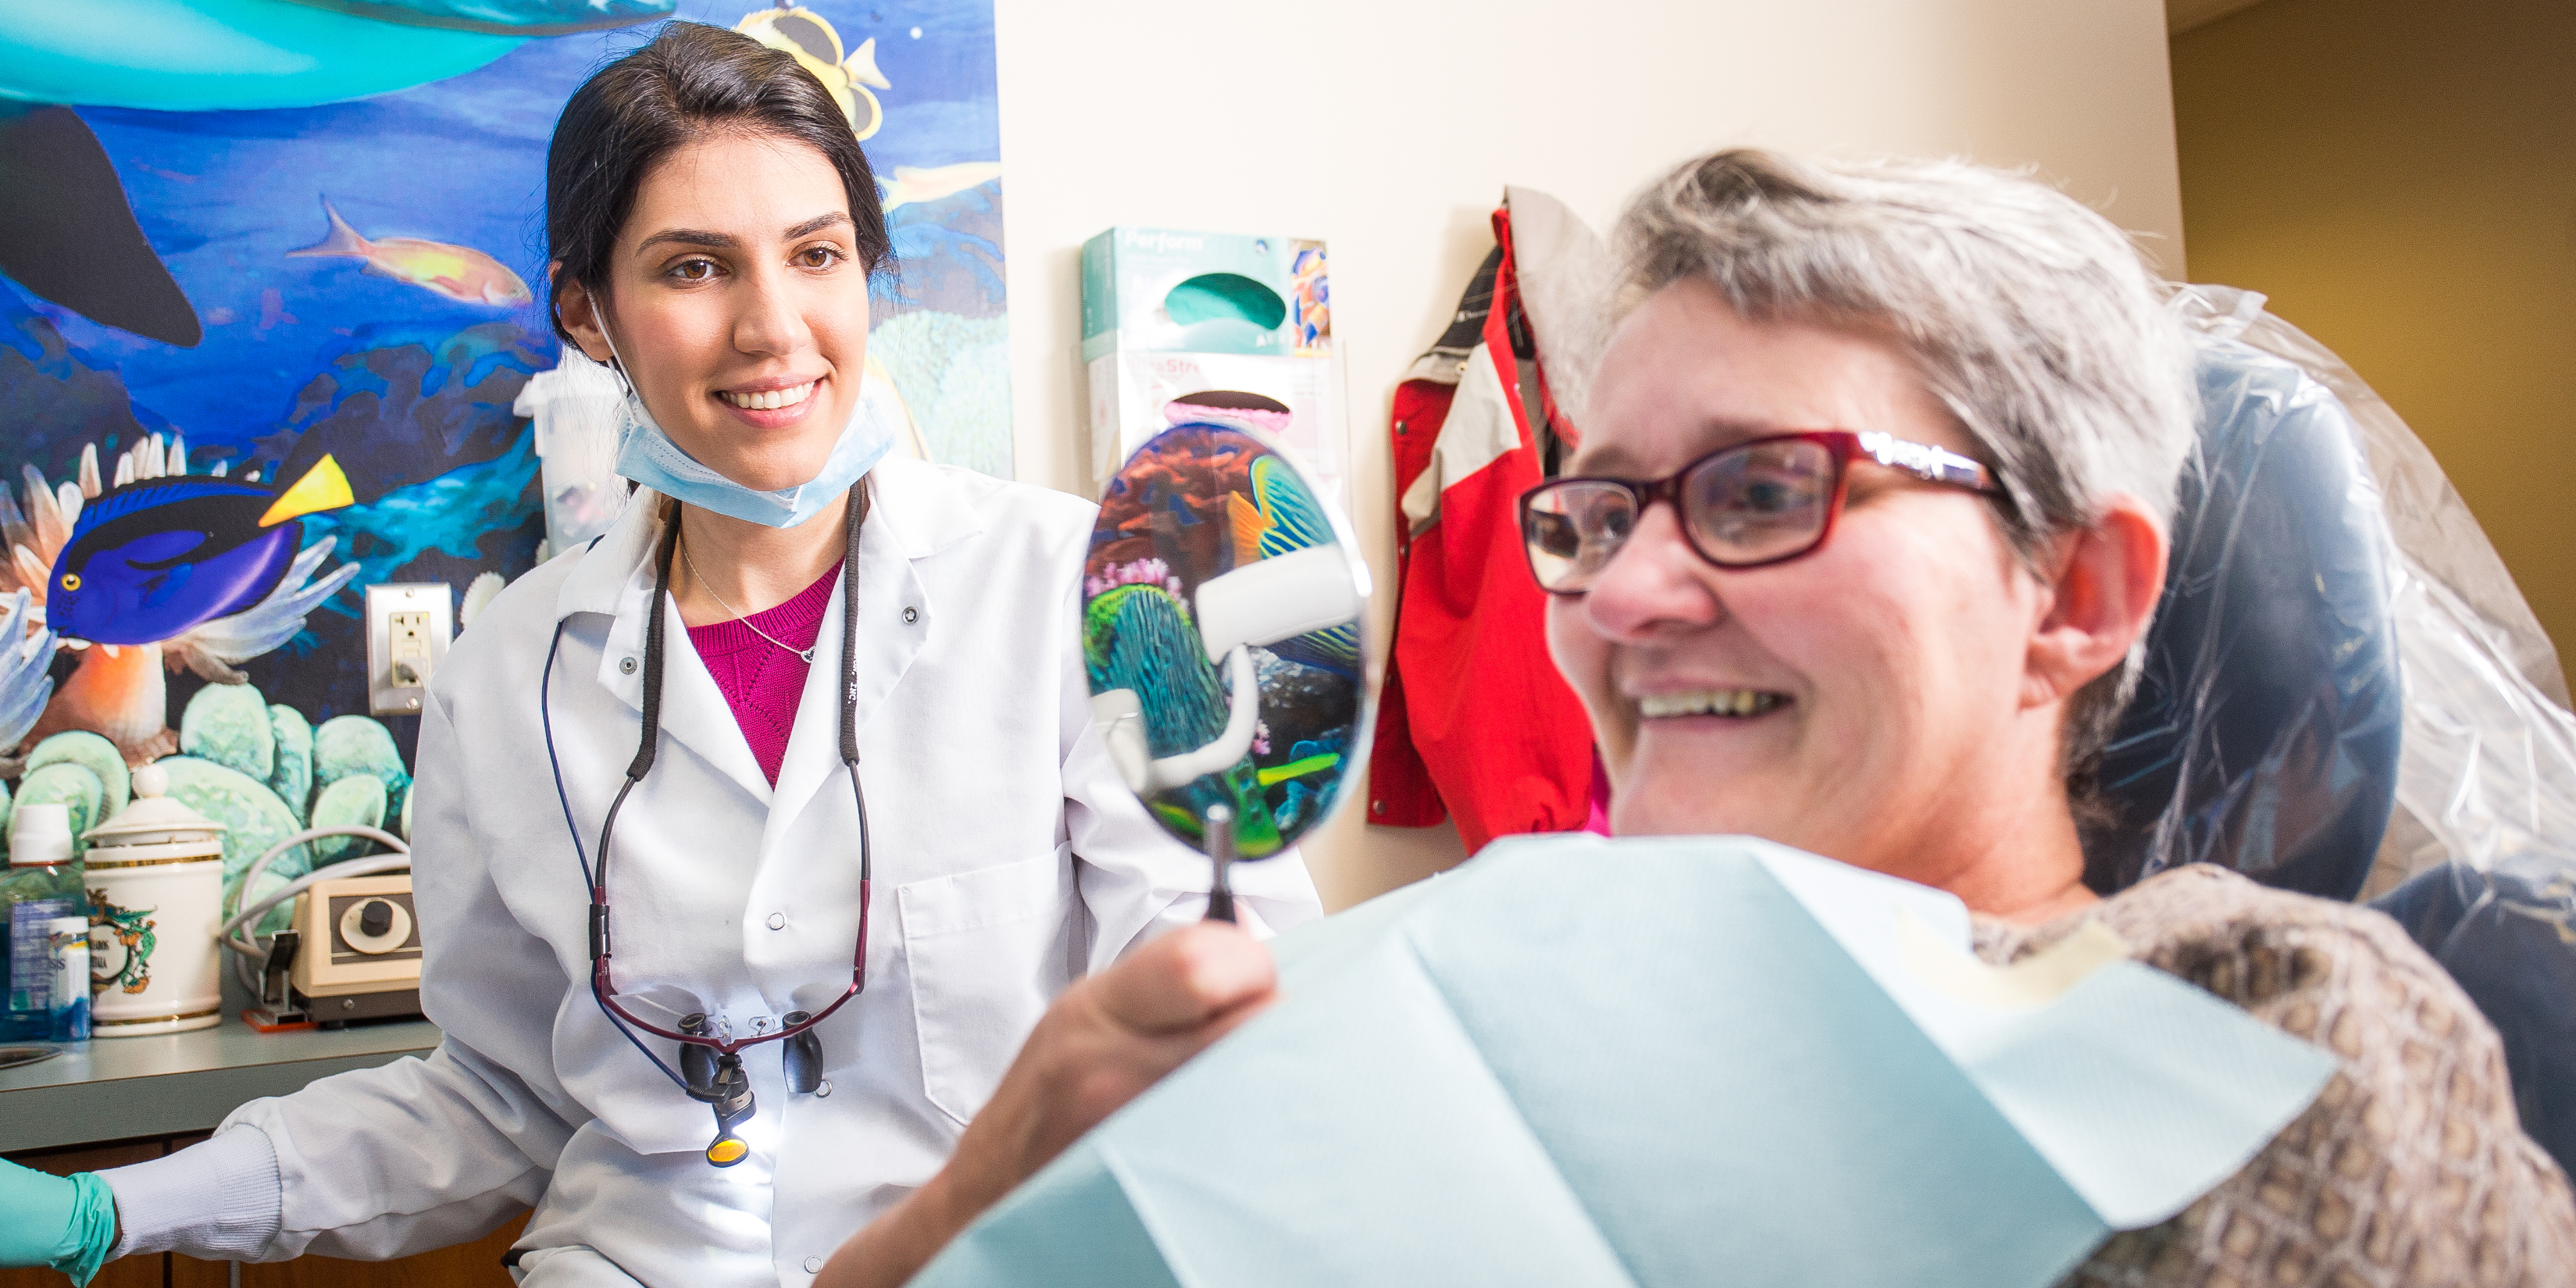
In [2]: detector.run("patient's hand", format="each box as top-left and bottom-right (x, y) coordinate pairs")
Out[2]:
(815, 920), (1276, 1288)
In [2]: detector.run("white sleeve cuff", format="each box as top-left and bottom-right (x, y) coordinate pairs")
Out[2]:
(98, 1125), (284, 1261)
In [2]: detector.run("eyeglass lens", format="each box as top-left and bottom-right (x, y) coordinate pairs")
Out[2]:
(1525, 437), (1838, 591)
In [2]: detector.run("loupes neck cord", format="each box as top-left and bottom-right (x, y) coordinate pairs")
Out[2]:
(548, 482), (875, 1165)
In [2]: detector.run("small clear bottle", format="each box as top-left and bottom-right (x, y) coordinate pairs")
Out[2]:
(3, 803), (87, 1043)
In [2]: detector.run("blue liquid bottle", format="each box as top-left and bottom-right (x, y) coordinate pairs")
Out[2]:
(3, 802), (88, 1042)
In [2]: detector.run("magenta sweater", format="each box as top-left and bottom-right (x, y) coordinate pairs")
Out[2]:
(684, 562), (842, 786)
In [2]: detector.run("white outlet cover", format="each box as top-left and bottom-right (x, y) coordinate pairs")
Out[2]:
(364, 583), (455, 716)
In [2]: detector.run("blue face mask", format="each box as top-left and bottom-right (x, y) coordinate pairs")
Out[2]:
(601, 329), (897, 530)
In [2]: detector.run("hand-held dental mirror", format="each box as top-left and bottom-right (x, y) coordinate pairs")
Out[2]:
(1082, 422), (1372, 919)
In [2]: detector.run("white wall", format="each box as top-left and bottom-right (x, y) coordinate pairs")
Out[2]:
(990, 0), (2184, 912)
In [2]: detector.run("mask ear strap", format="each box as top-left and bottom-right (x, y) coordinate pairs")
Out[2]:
(596, 319), (637, 396)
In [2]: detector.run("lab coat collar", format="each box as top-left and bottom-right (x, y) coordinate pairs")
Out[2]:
(550, 458), (983, 626)
(764, 463), (950, 840)
(552, 484), (665, 626)
(551, 458), (979, 812)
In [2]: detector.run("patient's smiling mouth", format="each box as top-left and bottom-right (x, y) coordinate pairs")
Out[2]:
(1636, 689), (1789, 719)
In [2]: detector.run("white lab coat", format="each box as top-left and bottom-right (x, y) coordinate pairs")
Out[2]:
(196, 458), (1320, 1285)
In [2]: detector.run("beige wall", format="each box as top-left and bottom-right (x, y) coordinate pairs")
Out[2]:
(2171, 0), (2576, 682)
(991, 0), (2188, 911)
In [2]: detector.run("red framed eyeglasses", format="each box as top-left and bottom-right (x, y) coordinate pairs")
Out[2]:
(1518, 430), (2000, 594)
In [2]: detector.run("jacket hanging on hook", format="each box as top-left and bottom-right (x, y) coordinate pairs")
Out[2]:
(1368, 192), (1609, 852)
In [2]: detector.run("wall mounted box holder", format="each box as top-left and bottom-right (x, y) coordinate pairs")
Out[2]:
(365, 583), (453, 716)
(1080, 227), (1347, 503)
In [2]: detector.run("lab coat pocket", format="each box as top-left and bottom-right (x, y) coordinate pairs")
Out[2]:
(899, 844), (1077, 1126)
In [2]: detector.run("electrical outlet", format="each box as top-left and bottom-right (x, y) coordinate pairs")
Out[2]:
(366, 583), (454, 715)
(388, 612), (433, 687)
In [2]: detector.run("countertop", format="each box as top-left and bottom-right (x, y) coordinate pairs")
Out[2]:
(0, 1017), (440, 1153)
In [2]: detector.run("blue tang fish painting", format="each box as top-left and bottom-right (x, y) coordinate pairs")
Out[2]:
(48, 456), (354, 647)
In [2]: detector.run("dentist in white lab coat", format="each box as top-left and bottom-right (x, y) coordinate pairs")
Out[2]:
(60, 23), (1316, 1288)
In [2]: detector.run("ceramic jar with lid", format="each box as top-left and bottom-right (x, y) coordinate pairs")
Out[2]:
(81, 763), (228, 1036)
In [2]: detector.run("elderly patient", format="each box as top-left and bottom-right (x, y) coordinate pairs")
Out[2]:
(825, 148), (2576, 1288)
(1525, 148), (2576, 1283)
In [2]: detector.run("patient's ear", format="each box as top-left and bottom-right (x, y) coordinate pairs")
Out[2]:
(2023, 497), (2167, 709)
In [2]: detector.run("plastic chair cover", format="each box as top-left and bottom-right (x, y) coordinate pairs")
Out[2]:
(2083, 294), (2404, 902)
(2094, 284), (2576, 1173)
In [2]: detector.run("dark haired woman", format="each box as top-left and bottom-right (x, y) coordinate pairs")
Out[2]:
(0, 22), (1313, 1287)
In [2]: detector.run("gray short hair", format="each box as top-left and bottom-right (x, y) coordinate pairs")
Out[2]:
(1614, 148), (2197, 783)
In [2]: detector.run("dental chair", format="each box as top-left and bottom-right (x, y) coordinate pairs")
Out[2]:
(2085, 284), (2576, 1176)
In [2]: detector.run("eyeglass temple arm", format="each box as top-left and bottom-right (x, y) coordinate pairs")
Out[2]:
(1856, 430), (1997, 494)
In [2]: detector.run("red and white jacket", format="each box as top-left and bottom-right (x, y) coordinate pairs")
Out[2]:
(1367, 190), (1612, 853)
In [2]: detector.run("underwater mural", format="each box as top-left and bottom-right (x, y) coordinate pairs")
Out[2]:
(0, 0), (1009, 913)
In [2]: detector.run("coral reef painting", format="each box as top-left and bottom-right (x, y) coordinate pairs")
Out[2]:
(1083, 425), (1362, 856)
(0, 685), (411, 933)
(0, 1), (1009, 877)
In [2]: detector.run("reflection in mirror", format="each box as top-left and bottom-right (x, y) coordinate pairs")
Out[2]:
(1083, 423), (1369, 919)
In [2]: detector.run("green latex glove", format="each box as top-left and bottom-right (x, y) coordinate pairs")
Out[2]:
(0, 1158), (116, 1285)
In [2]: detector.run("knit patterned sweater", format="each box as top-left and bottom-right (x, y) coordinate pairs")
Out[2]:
(683, 561), (840, 786)
(1974, 865), (2576, 1286)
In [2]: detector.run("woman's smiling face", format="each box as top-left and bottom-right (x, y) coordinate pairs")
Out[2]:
(1549, 278), (2064, 883)
(564, 129), (869, 494)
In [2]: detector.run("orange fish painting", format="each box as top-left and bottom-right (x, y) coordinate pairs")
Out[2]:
(878, 162), (1003, 214)
(287, 198), (533, 307)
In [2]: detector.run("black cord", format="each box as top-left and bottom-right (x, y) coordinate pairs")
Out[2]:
(839, 479), (868, 770)
(543, 617), (694, 1096)
(626, 513), (681, 783)
(840, 481), (873, 929)
(541, 623), (593, 891)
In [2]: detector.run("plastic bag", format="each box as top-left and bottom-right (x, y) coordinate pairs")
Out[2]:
(513, 348), (632, 558)
(2093, 284), (2576, 1171)
(2084, 291), (2405, 902)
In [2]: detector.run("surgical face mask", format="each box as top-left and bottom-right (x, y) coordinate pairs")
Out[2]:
(600, 326), (895, 529)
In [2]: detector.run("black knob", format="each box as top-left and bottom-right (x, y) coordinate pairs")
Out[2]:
(359, 900), (394, 937)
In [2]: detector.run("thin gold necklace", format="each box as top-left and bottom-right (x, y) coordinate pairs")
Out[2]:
(679, 533), (817, 665)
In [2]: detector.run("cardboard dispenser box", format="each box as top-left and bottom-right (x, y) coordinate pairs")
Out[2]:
(1081, 227), (1347, 502)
